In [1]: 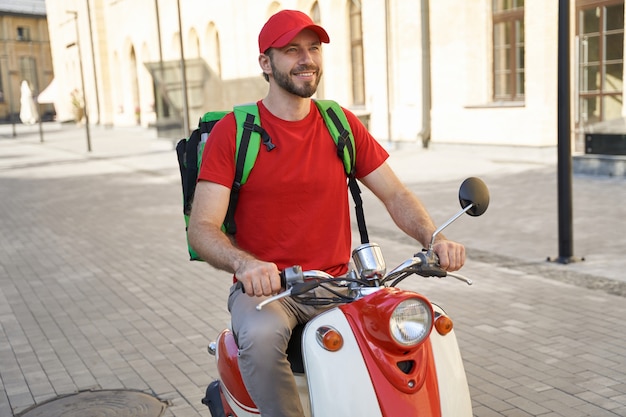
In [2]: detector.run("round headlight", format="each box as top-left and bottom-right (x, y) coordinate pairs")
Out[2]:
(389, 298), (433, 347)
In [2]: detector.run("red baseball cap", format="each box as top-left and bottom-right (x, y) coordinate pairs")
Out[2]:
(258, 9), (330, 54)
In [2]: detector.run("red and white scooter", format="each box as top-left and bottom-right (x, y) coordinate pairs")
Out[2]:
(202, 177), (489, 417)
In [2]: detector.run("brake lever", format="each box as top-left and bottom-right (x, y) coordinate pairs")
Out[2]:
(447, 272), (473, 285)
(255, 280), (321, 311)
(256, 288), (293, 311)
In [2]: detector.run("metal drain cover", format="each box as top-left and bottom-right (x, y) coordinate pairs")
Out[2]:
(18, 389), (168, 417)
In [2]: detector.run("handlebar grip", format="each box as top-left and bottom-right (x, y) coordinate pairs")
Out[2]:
(419, 264), (447, 278)
(416, 250), (447, 278)
(239, 266), (302, 293)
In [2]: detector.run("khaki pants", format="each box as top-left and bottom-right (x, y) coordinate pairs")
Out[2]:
(227, 282), (341, 417)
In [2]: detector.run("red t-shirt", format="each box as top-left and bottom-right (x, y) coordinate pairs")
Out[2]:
(198, 100), (389, 276)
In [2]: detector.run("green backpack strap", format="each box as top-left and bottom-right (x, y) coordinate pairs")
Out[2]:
(223, 104), (275, 235)
(314, 99), (369, 244)
(315, 99), (356, 177)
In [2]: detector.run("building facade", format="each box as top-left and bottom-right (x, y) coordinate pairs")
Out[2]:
(43, 0), (625, 152)
(0, 0), (53, 123)
(430, 0), (624, 153)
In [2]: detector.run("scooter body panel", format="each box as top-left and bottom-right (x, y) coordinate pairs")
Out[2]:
(338, 288), (442, 417)
(213, 329), (313, 416)
(430, 304), (473, 417)
(302, 307), (383, 417)
(214, 329), (260, 416)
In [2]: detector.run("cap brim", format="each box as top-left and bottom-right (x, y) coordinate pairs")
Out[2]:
(270, 25), (330, 49)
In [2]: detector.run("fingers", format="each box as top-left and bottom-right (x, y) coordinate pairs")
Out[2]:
(433, 241), (466, 272)
(249, 272), (278, 296)
(236, 261), (281, 297)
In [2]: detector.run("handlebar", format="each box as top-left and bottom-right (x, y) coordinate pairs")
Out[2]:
(254, 248), (472, 311)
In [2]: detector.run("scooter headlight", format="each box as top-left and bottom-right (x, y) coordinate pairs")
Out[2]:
(389, 298), (433, 347)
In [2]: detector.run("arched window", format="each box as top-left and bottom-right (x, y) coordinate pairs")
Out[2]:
(206, 23), (222, 77)
(493, 0), (525, 101)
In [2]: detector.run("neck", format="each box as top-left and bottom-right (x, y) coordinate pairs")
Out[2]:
(262, 89), (312, 121)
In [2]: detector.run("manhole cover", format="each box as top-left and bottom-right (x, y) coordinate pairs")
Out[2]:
(17, 389), (168, 417)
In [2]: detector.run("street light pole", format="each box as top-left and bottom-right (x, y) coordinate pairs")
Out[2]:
(67, 10), (92, 152)
(85, 0), (101, 125)
(552, 0), (581, 264)
(176, 0), (190, 137)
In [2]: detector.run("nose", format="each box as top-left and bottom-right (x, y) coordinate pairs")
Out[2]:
(298, 49), (314, 64)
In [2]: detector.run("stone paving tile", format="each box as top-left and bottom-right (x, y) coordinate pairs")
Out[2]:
(1, 126), (626, 416)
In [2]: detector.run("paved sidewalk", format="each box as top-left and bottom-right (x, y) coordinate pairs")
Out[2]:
(1, 122), (625, 416)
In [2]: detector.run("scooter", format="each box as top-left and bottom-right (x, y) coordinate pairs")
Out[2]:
(202, 177), (489, 417)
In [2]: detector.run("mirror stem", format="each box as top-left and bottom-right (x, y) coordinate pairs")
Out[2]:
(428, 203), (475, 250)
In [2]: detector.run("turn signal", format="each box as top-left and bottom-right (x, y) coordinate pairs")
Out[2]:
(434, 315), (453, 335)
(316, 326), (344, 351)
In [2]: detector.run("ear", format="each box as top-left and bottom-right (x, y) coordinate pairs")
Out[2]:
(259, 54), (272, 77)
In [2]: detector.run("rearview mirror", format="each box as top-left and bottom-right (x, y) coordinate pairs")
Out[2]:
(459, 177), (489, 217)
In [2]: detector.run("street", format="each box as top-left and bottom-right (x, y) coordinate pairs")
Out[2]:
(1, 123), (625, 416)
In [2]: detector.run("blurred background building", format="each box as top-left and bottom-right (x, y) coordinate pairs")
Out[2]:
(0, 0), (54, 125)
(3, 0), (623, 159)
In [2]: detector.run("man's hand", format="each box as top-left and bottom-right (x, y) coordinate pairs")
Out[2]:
(432, 240), (466, 272)
(235, 259), (282, 297)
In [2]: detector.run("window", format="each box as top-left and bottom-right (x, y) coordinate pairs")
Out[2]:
(350, 0), (365, 106)
(578, 1), (624, 125)
(0, 63), (4, 103)
(19, 57), (37, 93)
(17, 27), (31, 42)
(493, 0), (525, 101)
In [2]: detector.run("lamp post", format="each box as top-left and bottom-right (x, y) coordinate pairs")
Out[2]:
(66, 10), (92, 152)
(85, 0), (101, 125)
(553, 0), (579, 264)
(176, 0), (190, 136)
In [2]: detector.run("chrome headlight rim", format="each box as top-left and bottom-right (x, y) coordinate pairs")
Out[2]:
(389, 297), (433, 347)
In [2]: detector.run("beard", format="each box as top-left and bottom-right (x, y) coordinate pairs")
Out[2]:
(270, 61), (322, 98)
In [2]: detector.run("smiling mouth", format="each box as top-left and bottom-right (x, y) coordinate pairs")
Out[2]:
(293, 66), (318, 77)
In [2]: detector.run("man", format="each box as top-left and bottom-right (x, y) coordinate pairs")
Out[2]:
(188, 9), (465, 417)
